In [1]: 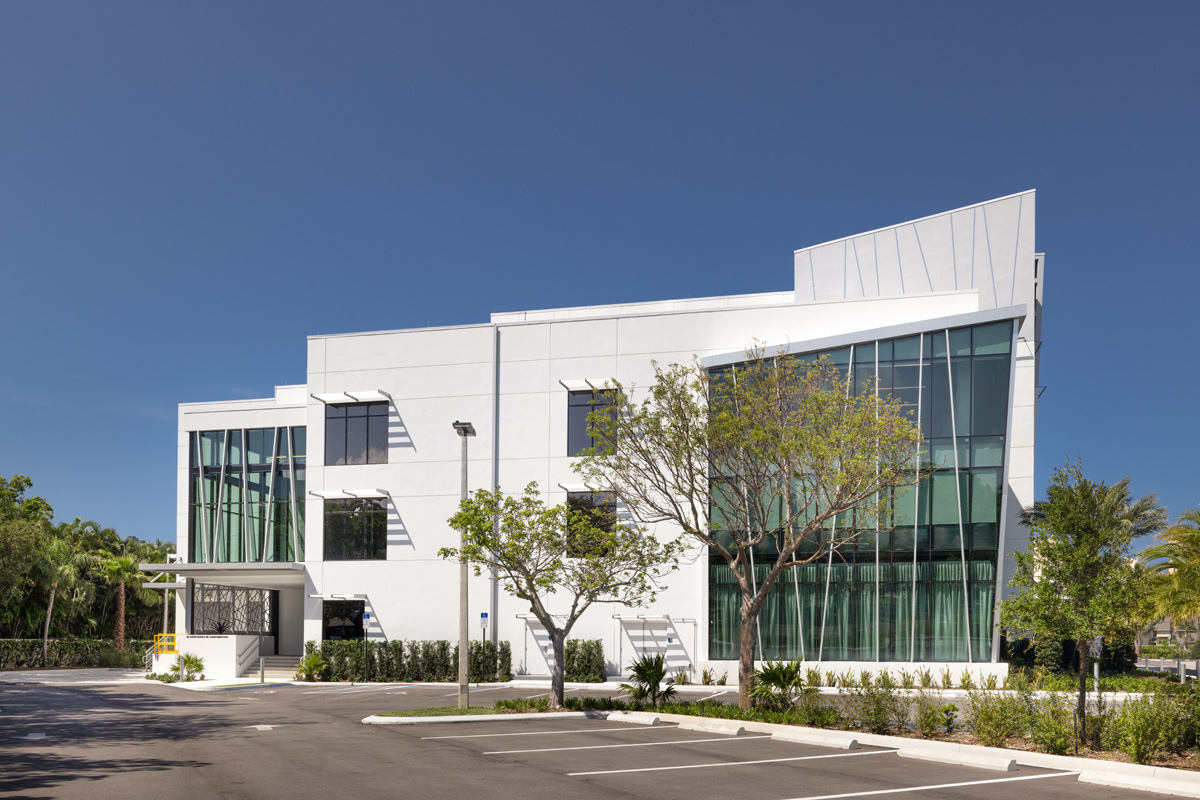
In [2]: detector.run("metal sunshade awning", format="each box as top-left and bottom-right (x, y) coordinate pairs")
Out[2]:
(309, 390), (392, 403)
(309, 489), (389, 500)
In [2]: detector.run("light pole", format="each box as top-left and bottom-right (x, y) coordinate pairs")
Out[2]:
(452, 420), (476, 710)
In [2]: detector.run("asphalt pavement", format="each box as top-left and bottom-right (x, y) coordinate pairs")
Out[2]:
(0, 676), (1184, 800)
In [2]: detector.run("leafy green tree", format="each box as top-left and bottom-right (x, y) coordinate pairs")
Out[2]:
(0, 519), (47, 634)
(1141, 509), (1200, 631)
(36, 536), (94, 666)
(999, 461), (1166, 727)
(444, 482), (680, 708)
(574, 351), (923, 709)
(0, 475), (53, 523)
(98, 555), (151, 652)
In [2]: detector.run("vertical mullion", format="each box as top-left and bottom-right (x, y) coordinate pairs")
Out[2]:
(241, 429), (249, 562)
(288, 427), (299, 562)
(874, 341), (880, 663)
(819, 344), (853, 663)
(945, 330), (973, 663)
(911, 334), (923, 662)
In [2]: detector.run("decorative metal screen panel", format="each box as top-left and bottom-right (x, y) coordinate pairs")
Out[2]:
(192, 583), (272, 635)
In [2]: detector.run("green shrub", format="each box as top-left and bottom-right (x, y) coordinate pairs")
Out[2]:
(169, 652), (205, 682)
(750, 660), (805, 712)
(302, 639), (513, 683)
(805, 667), (823, 688)
(0, 638), (153, 669)
(295, 651), (328, 682)
(1034, 638), (1065, 671)
(494, 697), (549, 713)
(966, 689), (1026, 747)
(913, 689), (943, 738)
(564, 639), (605, 682)
(941, 703), (959, 734)
(1028, 691), (1072, 754)
(848, 680), (904, 734)
(620, 653), (675, 706)
(1112, 694), (1169, 764)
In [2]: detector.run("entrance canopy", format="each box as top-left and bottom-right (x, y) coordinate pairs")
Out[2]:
(140, 561), (306, 591)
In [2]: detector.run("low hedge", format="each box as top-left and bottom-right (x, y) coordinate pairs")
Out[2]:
(304, 639), (512, 683)
(0, 639), (153, 669)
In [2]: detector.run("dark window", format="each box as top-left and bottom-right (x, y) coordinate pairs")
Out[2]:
(322, 600), (364, 641)
(325, 402), (389, 466)
(566, 492), (616, 558)
(323, 498), (387, 560)
(567, 391), (614, 456)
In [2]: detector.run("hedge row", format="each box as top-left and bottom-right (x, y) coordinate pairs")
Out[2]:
(304, 639), (513, 683)
(564, 639), (606, 682)
(0, 639), (153, 669)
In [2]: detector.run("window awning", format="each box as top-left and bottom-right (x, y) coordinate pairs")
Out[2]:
(310, 390), (392, 404)
(557, 379), (612, 392)
(309, 489), (389, 500)
(139, 561), (306, 590)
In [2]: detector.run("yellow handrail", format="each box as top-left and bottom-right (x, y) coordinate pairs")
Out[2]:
(154, 633), (178, 655)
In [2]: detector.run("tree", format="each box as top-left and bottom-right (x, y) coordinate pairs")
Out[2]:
(574, 350), (924, 708)
(36, 536), (94, 666)
(0, 519), (46, 633)
(444, 482), (680, 708)
(999, 461), (1166, 727)
(0, 475), (54, 523)
(1140, 508), (1200, 638)
(98, 555), (150, 653)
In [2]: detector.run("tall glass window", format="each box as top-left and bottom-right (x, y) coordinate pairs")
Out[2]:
(189, 426), (306, 564)
(707, 320), (1014, 663)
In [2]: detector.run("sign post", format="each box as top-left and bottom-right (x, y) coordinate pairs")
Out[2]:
(480, 612), (488, 643)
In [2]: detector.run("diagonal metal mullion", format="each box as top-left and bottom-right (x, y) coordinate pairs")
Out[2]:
(262, 428), (280, 562)
(213, 431), (229, 563)
(945, 330), (973, 663)
(288, 427), (299, 562)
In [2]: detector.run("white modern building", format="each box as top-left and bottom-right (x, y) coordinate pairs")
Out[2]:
(146, 191), (1043, 681)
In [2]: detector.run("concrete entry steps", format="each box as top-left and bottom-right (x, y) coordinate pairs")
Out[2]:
(240, 655), (302, 680)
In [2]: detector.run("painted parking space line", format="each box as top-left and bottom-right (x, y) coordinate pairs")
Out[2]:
(699, 690), (729, 701)
(301, 684), (417, 695)
(424, 724), (680, 740)
(438, 685), (514, 697)
(569, 748), (898, 776)
(779, 771), (1080, 800)
(484, 734), (771, 754)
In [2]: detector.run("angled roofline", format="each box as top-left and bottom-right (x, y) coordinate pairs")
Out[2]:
(793, 190), (1036, 254)
(698, 304), (1027, 369)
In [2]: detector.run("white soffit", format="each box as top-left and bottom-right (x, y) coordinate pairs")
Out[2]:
(310, 390), (392, 404)
(310, 489), (389, 500)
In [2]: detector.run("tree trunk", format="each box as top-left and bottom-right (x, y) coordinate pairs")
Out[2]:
(550, 631), (566, 709)
(737, 601), (757, 709)
(41, 580), (58, 667)
(115, 583), (126, 653)
(1076, 640), (1088, 734)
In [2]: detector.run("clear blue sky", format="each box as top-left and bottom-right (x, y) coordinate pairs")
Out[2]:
(1, 2), (1196, 548)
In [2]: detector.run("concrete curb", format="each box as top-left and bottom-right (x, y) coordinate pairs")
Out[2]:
(362, 711), (604, 726)
(607, 711), (660, 725)
(678, 720), (747, 736)
(604, 711), (1200, 797)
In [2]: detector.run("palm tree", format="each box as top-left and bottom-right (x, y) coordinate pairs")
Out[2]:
(37, 536), (94, 666)
(1140, 509), (1200, 636)
(99, 555), (148, 653)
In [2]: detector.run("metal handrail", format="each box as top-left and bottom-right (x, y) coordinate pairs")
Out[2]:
(153, 633), (178, 655)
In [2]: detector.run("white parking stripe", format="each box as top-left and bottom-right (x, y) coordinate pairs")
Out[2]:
(484, 735), (770, 754)
(301, 684), (417, 695)
(778, 771), (1080, 800)
(699, 691), (729, 701)
(438, 685), (513, 697)
(424, 725), (679, 740)
(569, 748), (897, 775)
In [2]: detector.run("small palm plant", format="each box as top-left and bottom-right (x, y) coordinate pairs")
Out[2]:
(170, 653), (205, 682)
(749, 660), (805, 712)
(295, 652), (329, 682)
(620, 653), (676, 707)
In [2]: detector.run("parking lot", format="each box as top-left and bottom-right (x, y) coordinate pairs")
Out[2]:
(0, 676), (1183, 800)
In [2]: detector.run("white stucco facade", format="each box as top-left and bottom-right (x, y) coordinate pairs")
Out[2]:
(159, 191), (1043, 679)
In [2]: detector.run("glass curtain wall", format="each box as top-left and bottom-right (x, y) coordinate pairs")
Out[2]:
(707, 321), (1013, 663)
(189, 427), (306, 563)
